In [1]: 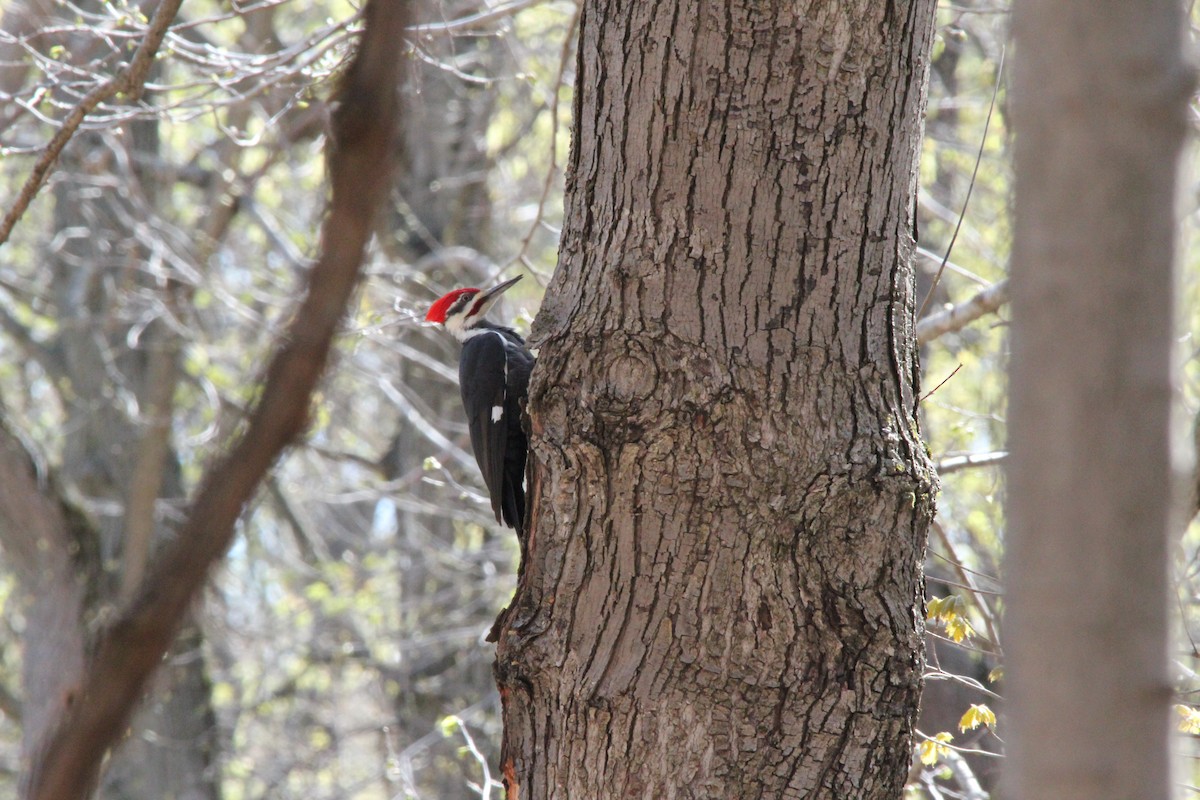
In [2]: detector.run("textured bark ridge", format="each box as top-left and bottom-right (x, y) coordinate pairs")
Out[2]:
(497, 2), (937, 797)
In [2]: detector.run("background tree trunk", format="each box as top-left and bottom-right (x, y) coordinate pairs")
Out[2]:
(2, 25), (221, 785)
(495, 1), (938, 796)
(1005, 2), (1189, 798)
(40, 119), (221, 799)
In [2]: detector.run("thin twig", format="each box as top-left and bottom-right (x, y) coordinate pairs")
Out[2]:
(931, 521), (1002, 649)
(914, 729), (1004, 759)
(409, 0), (544, 34)
(923, 669), (1003, 701)
(505, 0), (581, 276)
(920, 363), (963, 404)
(930, 550), (1001, 586)
(917, 45), (1006, 319)
(0, 0), (184, 248)
(915, 245), (991, 286)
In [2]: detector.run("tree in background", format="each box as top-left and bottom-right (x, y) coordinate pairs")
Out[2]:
(1007, 2), (1189, 798)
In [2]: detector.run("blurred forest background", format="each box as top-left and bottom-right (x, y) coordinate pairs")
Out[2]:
(0, 1), (1196, 798)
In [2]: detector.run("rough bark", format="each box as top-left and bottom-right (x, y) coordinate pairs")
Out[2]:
(1005, 2), (1189, 798)
(496, 2), (938, 797)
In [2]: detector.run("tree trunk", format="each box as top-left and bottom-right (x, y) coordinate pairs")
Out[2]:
(29, 118), (221, 799)
(1005, 2), (1189, 798)
(0, 424), (92, 770)
(495, 2), (938, 797)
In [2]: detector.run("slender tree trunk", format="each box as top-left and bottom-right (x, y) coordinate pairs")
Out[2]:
(1005, 3), (1189, 798)
(30, 118), (221, 800)
(495, 2), (938, 796)
(0, 424), (92, 768)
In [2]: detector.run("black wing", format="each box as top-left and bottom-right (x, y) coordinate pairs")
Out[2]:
(460, 331), (529, 527)
(500, 340), (534, 529)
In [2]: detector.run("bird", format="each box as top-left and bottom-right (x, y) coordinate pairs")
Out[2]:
(425, 275), (534, 532)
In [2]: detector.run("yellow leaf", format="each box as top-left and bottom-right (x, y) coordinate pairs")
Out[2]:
(919, 732), (954, 766)
(945, 616), (976, 643)
(309, 726), (331, 749)
(1176, 704), (1200, 735)
(438, 715), (461, 737)
(926, 596), (945, 620)
(958, 703), (997, 733)
(926, 595), (978, 642)
(927, 595), (969, 624)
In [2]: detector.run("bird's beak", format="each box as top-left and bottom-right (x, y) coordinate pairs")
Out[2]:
(479, 274), (523, 303)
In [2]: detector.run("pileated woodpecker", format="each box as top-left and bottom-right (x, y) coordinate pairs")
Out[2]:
(425, 275), (534, 532)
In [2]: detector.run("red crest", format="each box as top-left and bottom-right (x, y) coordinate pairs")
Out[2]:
(425, 288), (479, 323)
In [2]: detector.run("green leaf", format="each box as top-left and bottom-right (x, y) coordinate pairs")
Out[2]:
(438, 715), (461, 738)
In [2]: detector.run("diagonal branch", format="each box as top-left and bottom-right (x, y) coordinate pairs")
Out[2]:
(916, 278), (1009, 345)
(0, 0), (182, 248)
(20, 2), (410, 797)
(408, 0), (543, 33)
(935, 450), (1007, 475)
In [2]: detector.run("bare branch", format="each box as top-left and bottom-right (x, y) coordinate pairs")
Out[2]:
(1193, 409), (1200, 517)
(20, 1), (409, 796)
(0, 0), (182, 248)
(266, 474), (327, 565)
(917, 46), (1005, 319)
(0, 0), (57, 131)
(935, 450), (1007, 474)
(930, 521), (1002, 649)
(504, 0), (579, 276)
(917, 279), (1010, 345)
(409, 0), (544, 34)
(119, 319), (181, 602)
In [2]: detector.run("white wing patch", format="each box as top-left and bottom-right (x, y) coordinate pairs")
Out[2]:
(491, 331), (508, 424)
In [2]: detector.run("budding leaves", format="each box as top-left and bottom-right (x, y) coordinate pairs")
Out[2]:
(926, 594), (977, 643)
(1176, 705), (1200, 735)
(918, 732), (954, 766)
(958, 703), (996, 733)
